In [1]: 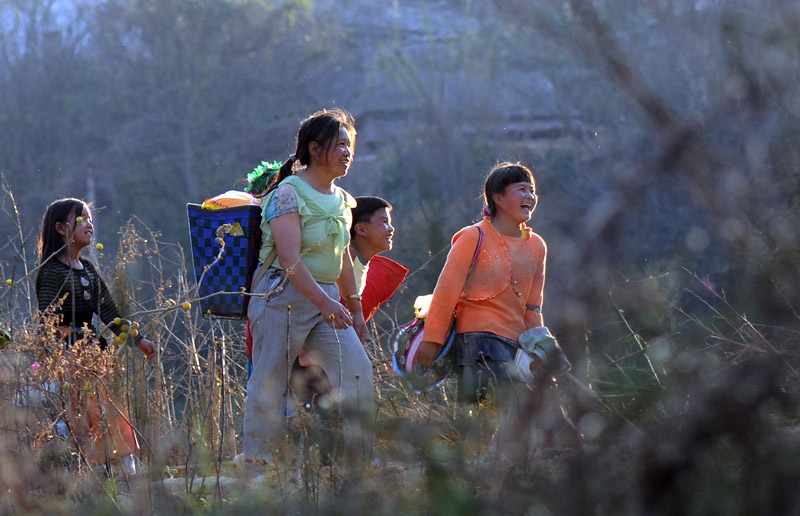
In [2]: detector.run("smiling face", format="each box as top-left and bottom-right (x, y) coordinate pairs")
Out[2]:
(355, 207), (394, 256)
(314, 126), (354, 180)
(493, 181), (537, 224)
(58, 205), (94, 251)
(483, 162), (537, 224)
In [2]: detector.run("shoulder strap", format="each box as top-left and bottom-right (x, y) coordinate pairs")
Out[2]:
(249, 248), (278, 291)
(446, 226), (484, 323)
(468, 226), (483, 273)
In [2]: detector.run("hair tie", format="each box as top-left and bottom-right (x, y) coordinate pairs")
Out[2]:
(288, 153), (297, 162)
(482, 205), (492, 218)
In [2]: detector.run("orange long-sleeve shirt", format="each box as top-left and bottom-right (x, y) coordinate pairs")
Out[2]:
(424, 218), (546, 345)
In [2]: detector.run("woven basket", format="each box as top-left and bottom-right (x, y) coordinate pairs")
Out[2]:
(187, 203), (262, 318)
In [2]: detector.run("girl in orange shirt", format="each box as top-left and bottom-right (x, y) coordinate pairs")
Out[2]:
(418, 162), (563, 458)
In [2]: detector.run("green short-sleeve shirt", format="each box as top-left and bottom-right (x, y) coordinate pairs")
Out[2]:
(258, 175), (356, 283)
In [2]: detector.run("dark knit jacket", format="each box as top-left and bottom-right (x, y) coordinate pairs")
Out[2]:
(35, 258), (138, 347)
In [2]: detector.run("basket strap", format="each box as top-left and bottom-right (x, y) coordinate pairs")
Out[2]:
(250, 248), (278, 291)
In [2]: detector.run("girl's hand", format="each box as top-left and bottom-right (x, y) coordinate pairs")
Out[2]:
(57, 326), (70, 340)
(135, 338), (157, 359)
(417, 341), (441, 368)
(320, 298), (353, 329)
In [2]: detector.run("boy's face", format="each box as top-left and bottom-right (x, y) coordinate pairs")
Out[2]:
(356, 207), (394, 253)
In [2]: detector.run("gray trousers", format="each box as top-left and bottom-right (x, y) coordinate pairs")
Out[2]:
(243, 266), (374, 462)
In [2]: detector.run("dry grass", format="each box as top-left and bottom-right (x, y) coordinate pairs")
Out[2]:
(1, 184), (800, 515)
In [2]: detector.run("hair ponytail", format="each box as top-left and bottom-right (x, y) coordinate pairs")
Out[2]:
(265, 155), (297, 195)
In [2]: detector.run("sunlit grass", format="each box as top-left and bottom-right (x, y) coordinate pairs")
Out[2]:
(1, 182), (799, 515)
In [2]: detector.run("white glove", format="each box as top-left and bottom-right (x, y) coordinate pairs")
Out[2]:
(518, 326), (571, 376)
(505, 348), (537, 384)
